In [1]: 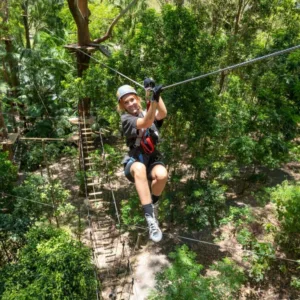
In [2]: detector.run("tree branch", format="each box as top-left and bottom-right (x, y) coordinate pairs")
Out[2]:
(93, 0), (138, 44)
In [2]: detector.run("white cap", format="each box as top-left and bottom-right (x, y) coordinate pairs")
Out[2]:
(116, 85), (137, 102)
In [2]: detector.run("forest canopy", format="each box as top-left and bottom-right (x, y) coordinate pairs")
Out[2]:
(0, 0), (300, 299)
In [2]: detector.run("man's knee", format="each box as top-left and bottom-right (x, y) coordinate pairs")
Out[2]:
(152, 165), (168, 181)
(131, 162), (147, 179)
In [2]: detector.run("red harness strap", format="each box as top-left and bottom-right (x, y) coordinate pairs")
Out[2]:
(140, 100), (155, 154)
(140, 129), (155, 154)
(146, 100), (151, 111)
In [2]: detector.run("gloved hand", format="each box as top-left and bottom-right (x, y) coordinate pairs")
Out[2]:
(151, 85), (163, 102)
(144, 77), (155, 89)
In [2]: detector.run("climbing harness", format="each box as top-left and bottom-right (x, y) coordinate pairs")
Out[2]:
(130, 107), (158, 156)
(140, 129), (155, 154)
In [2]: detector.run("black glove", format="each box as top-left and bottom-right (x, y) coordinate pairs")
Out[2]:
(144, 77), (155, 89)
(151, 84), (163, 102)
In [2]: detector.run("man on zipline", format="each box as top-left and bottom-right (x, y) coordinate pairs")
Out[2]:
(117, 79), (168, 242)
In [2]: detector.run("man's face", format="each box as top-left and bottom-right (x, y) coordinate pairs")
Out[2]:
(122, 94), (139, 115)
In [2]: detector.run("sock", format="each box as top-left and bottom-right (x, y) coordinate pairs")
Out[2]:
(143, 203), (154, 217)
(152, 195), (160, 205)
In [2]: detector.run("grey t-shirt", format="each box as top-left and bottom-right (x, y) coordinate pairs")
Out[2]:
(121, 111), (163, 164)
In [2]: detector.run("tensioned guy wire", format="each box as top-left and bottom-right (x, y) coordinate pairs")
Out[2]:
(131, 225), (299, 264)
(174, 234), (299, 264)
(1, 192), (55, 208)
(162, 44), (300, 90)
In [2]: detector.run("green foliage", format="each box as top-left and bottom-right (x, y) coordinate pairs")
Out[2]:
(289, 143), (300, 162)
(175, 179), (226, 230)
(121, 194), (144, 226)
(149, 245), (244, 300)
(1, 172), (74, 268)
(88, 145), (123, 180)
(220, 206), (254, 227)
(22, 142), (64, 171)
(291, 269), (300, 290)
(13, 174), (72, 223)
(237, 228), (253, 246)
(271, 181), (300, 233)
(61, 145), (78, 158)
(2, 1), (300, 297)
(0, 225), (97, 299)
(209, 257), (246, 298)
(219, 205), (275, 282)
(0, 151), (17, 193)
(247, 242), (275, 282)
(270, 181), (300, 252)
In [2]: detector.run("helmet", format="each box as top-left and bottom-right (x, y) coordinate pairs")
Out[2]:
(116, 85), (137, 102)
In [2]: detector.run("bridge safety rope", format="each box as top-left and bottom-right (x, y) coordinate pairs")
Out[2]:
(97, 125), (137, 298)
(78, 105), (137, 298)
(78, 106), (106, 300)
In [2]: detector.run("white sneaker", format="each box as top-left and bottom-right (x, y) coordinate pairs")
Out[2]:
(145, 213), (162, 242)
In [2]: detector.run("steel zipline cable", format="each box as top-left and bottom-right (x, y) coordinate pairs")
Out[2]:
(76, 48), (144, 89)
(29, 28), (300, 91)
(162, 44), (300, 90)
(76, 43), (300, 92)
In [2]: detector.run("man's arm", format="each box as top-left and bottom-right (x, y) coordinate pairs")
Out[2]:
(156, 96), (167, 121)
(136, 101), (158, 129)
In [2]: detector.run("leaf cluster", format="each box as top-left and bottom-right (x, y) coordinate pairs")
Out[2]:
(0, 226), (97, 299)
(149, 245), (245, 300)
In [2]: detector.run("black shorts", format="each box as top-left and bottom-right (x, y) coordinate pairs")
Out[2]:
(124, 154), (165, 183)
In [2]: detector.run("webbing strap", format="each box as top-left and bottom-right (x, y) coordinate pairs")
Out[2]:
(138, 153), (144, 164)
(134, 128), (144, 147)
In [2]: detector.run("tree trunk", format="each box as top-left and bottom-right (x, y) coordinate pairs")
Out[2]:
(22, 0), (31, 49)
(67, 0), (91, 46)
(67, 0), (92, 117)
(234, 0), (243, 35)
(0, 101), (8, 140)
(4, 39), (20, 133)
(219, 70), (227, 94)
(66, 0), (137, 117)
(1, 0), (20, 133)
